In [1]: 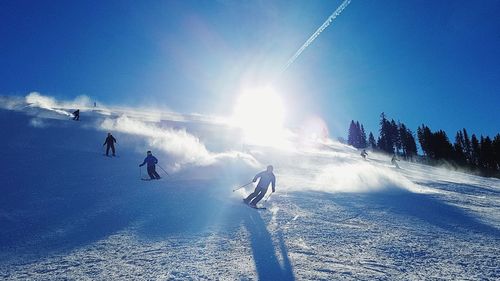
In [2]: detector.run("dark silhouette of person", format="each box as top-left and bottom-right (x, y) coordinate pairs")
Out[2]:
(103, 133), (117, 156)
(244, 165), (276, 207)
(391, 154), (400, 169)
(72, 109), (80, 121)
(139, 151), (161, 180)
(361, 149), (368, 159)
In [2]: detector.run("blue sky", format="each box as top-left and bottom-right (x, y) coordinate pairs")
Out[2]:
(1, 0), (499, 139)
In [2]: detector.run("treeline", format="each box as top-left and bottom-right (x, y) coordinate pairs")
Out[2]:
(418, 125), (500, 176)
(347, 113), (417, 159)
(347, 113), (500, 177)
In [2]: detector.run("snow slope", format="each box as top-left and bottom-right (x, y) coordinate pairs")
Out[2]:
(0, 95), (499, 280)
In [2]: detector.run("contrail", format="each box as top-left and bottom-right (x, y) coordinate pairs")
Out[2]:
(283, 0), (352, 71)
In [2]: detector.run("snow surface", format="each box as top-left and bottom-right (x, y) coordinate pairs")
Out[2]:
(0, 95), (499, 280)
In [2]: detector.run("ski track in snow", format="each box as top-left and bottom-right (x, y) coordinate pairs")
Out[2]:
(0, 101), (499, 280)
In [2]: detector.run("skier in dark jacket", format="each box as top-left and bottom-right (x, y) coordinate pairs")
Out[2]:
(103, 133), (117, 156)
(72, 109), (80, 121)
(139, 151), (161, 180)
(243, 165), (276, 207)
(360, 149), (368, 159)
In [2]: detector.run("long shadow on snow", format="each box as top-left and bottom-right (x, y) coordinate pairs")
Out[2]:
(134, 186), (295, 280)
(242, 208), (295, 281)
(305, 187), (500, 237)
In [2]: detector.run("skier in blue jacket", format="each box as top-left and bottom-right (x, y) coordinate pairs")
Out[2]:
(139, 151), (161, 180)
(243, 165), (276, 207)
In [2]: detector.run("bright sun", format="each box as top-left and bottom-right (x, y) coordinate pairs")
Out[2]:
(231, 87), (289, 147)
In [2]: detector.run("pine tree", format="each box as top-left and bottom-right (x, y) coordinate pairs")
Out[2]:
(433, 130), (453, 160)
(406, 129), (418, 159)
(480, 136), (495, 171)
(360, 125), (367, 148)
(391, 120), (401, 154)
(417, 125), (433, 157)
(398, 123), (408, 158)
(399, 123), (417, 159)
(462, 128), (472, 164)
(378, 113), (394, 154)
(355, 121), (362, 148)
(492, 134), (500, 171)
(368, 132), (377, 150)
(471, 134), (480, 168)
(347, 120), (357, 147)
(453, 131), (467, 166)
(347, 120), (368, 149)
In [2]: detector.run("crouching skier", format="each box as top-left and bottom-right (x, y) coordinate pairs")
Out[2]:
(139, 151), (161, 180)
(360, 149), (368, 159)
(72, 109), (80, 121)
(243, 165), (276, 208)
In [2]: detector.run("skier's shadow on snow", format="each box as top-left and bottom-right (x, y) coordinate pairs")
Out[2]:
(242, 209), (295, 281)
(135, 195), (295, 280)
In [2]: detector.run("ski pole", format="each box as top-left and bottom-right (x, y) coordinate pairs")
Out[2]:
(233, 181), (253, 192)
(156, 164), (170, 176)
(140, 166), (142, 179)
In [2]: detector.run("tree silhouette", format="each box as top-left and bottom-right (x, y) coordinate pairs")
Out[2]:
(347, 120), (367, 149)
(470, 134), (480, 167)
(378, 113), (394, 154)
(368, 132), (377, 150)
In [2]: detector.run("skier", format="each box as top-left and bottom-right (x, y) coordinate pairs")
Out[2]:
(103, 133), (117, 156)
(243, 165), (276, 208)
(360, 149), (368, 159)
(391, 154), (400, 169)
(72, 109), (80, 121)
(139, 151), (161, 180)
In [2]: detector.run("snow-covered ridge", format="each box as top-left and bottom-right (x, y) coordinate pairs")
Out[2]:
(0, 93), (499, 280)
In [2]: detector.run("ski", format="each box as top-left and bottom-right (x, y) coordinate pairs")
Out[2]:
(102, 154), (119, 158)
(242, 200), (266, 210)
(141, 178), (161, 181)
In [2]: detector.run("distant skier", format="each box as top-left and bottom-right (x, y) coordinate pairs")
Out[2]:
(391, 155), (400, 169)
(103, 133), (117, 157)
(139, 151), (161, 180)
(360, 149), (368, 159)
(72, 109), (80, 121)
(243, 165), (276, 208)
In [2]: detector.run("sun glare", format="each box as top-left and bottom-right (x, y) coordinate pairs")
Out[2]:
(231, 87), (290, 147)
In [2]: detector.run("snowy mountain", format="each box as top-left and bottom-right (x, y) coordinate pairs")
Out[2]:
(0, 94), (499, 280)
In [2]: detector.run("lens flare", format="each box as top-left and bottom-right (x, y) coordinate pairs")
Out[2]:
(230, 87), (290, 147)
